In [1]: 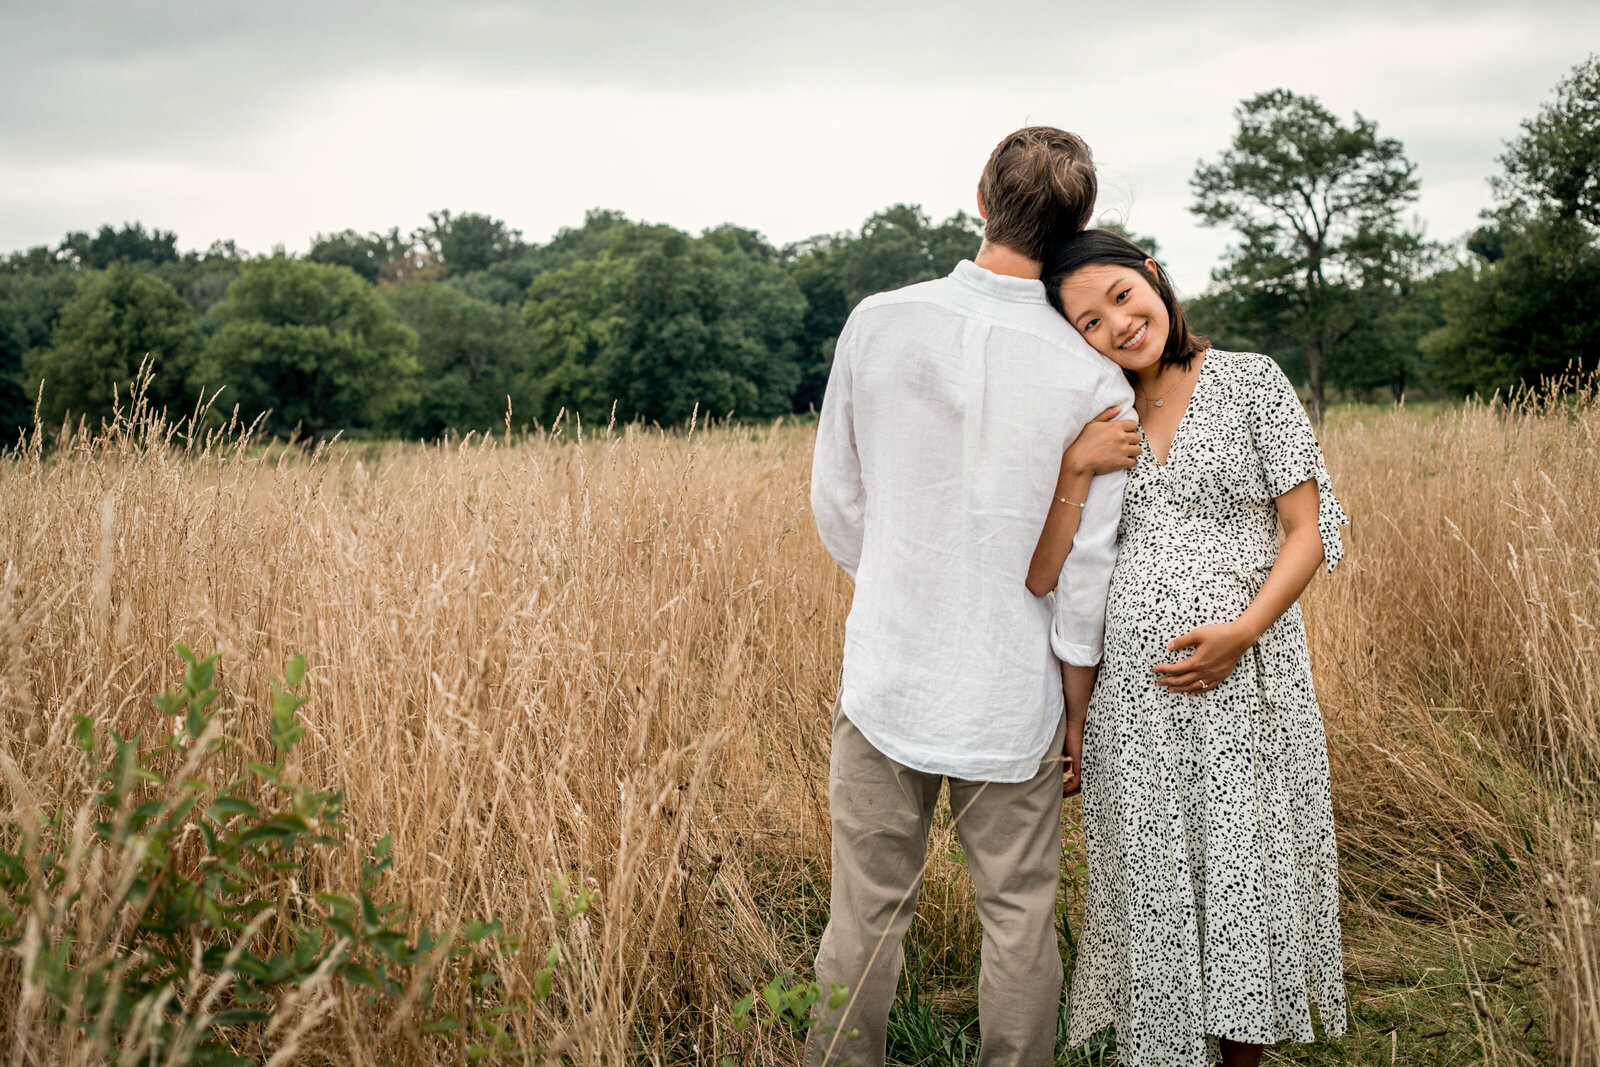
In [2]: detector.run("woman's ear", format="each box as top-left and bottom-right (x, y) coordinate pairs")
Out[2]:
(1143, 257), (1160, 276)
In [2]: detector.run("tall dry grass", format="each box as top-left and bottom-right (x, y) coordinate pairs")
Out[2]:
(0, 381), (1596, 1065)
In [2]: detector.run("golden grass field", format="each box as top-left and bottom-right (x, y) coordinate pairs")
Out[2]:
(1, 384), (1597, 1066)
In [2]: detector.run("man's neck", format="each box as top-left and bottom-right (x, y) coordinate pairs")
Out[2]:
(972, 239), (1042, 280)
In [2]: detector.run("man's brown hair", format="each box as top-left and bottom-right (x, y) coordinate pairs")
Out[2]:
(977, 127), (1096, 263)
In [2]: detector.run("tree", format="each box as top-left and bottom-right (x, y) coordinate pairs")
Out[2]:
(380, 280), (528, 437)
(1422, 210), (1600, 395)
(196, 257), (418, 436)
(1497, 53), (1600, 228)
(1422, 57), (1600, 396)
(57, 223), (181, 271)
(0, 270), (80, 436)
(24, 265), (201, 427)
(1191, 89), (1422, 418)
(416, 211), (523, 275)
(308, 228), (420, 284)
(520, 221), (805, 426)
(519, 256), (627, 425)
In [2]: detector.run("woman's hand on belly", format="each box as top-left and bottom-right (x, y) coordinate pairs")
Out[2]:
(1152, 620), (1255, 695)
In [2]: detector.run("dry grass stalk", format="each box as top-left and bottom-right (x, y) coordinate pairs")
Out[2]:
(1, 379), (1596, 1064)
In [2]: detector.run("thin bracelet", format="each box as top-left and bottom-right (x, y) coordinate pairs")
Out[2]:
(1054, 494), (1086, 508)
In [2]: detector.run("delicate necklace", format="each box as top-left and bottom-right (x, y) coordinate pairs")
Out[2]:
(1136, 369), (1186, 409)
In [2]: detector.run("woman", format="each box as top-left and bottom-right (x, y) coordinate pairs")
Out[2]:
(1034, 230), (1349, 1067)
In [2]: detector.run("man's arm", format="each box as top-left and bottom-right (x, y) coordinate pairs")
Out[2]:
(810, 318), (865, 577)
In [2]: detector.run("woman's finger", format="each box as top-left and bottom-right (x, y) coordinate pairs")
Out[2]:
(1153, 654), (1199, 674)
(1165, 630), (1201, 653)
(1092, 406), (1123, 423)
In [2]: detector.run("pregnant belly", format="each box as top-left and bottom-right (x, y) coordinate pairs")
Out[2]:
(1105, 555), (1258, 662)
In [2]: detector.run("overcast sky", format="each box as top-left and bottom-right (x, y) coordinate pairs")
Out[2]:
(2, 1), (1596, 293)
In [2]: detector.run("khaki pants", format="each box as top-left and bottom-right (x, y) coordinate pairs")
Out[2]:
(804, 701), (1066, 1067)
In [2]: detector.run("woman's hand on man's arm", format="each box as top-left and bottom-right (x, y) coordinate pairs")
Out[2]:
(1064, 406), (1140, 477)
(1026, 407), (1139, 597)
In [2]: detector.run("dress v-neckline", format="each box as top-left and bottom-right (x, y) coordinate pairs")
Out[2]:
(1142, 351), (1211, 469)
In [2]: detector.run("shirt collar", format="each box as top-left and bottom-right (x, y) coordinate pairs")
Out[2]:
(950, 259), (1049, 304)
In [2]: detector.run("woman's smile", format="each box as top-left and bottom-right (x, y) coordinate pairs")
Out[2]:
(1118, 323), (1149, 351)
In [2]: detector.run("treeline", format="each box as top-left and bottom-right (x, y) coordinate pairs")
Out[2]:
(2, 56), (1596, 441)
(0, 205), (982, 440)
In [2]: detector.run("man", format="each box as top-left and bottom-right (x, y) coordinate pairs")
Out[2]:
(806, 127), (1135, 1067)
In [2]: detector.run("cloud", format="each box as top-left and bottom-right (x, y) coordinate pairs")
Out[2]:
(2, 1), (1597, 288)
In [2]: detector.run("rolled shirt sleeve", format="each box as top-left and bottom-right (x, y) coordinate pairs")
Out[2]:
(810, 316), (865, 578)
(1051, 368), (1136, 666)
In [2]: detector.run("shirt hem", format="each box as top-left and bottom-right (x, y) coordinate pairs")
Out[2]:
(840, 704), (1054, 784)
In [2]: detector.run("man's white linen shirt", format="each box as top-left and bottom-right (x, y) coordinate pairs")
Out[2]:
(811, 259), (1134, 783)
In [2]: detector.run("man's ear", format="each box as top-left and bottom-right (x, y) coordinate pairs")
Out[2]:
(975, 190), (987, 220)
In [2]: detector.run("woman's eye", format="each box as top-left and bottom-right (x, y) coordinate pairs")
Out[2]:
(1115, 288), (1131, 303)
(1085, 318), (1100, 331)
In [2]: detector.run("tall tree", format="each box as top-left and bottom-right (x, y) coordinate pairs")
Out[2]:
(1496, 53), (1600, 228)
(195, 257), (418, 436)
(1192, 89), (1421, 418)
(24, 265), (201, 427)
(1422, 57), (1600, 395)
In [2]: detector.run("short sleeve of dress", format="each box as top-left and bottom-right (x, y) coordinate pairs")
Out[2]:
(1248, 355), (1349, 573)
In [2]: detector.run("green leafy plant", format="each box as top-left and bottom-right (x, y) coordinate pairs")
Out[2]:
(0, 644), (577, 1064)
(720, 973), (848, 1066)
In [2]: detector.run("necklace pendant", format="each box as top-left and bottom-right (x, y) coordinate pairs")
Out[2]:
(1153, 398), (1164, 408)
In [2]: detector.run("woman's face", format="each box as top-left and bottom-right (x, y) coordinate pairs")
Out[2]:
(1057, 260), (1170, 373)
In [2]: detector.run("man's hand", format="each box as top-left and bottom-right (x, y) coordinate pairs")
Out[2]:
(1063, 716), (1084, 797)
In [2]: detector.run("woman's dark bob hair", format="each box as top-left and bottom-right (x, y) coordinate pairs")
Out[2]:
(1043, 229), (1208, 372)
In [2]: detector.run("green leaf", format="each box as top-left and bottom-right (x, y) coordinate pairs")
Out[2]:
(72, 715), (95, 753)
(419, 1018), (461, 1034)
(284, 654), (307, 688)
(341, 961), (382, 989)
(210, 797), (258, 819)
(533, 968), (553, 1000)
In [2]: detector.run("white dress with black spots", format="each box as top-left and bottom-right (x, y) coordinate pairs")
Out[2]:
(1065, 350), (1349, 1064)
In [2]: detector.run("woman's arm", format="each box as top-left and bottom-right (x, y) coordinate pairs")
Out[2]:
(1151, 478), (1323, 693)
(1026, 407), (1139, 596)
